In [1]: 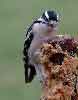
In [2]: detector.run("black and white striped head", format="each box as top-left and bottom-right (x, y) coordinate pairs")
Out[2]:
(42, 10), (59, 27)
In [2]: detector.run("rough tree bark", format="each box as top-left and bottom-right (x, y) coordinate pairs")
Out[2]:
(37, 36), (78, 100)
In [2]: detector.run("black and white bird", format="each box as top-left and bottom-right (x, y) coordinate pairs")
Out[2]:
(23, 10), (60, 83)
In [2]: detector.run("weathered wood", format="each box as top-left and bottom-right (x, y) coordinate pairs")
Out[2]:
(38, 38), (78, 100)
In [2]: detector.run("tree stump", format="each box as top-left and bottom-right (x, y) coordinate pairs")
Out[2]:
(38, 39), (78, 100)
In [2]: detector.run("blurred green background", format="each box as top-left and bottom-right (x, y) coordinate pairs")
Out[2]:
(0, 0), (78, 100)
